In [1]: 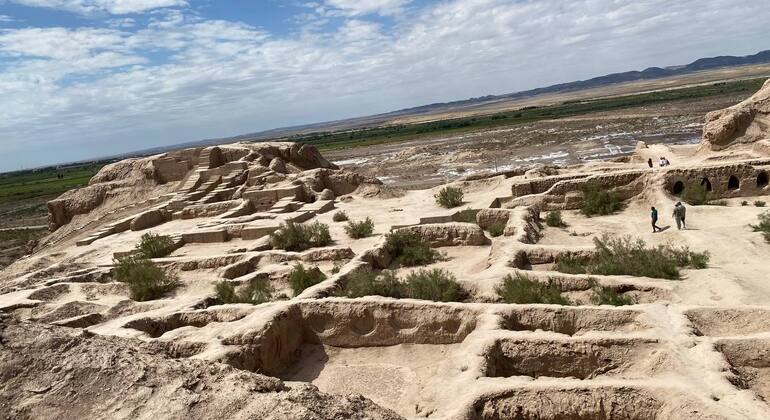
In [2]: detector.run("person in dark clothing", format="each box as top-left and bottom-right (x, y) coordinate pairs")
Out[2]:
(651, 206), (662, 233)
(647, 158), (653, 168)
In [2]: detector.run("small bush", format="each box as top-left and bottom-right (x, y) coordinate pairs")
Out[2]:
(332, 211), (349, 222)
(341, 269), (464, 302)
(216, 277), (273, 304)
(384, 231), (438, 266)
(404, 268), (464, 302)
(590, 279), (634, 306)
(545, 211), (567, 227)
(331, 262), (343, 274)
(681, 183), (710, 205)
(742, 200), (749, 206)
(288, 263), (326, 296)
(751, 212), (770, 243)
(454, 208), (478, 223)
(113, 255), (178, 301)
(136, 233), (176, 258)
(553, 254), (589, 274)
(496, 272), (570, 305)
(580, 184), (623, 216)
(708, 200), (728, 206)
(435, 186), (464, 208)
(487, 222), (506, 237)
(270, 221), (332, 251)
(553, 235), (709, 280)
(755, 201), (766, 207)
(342, 270), (406, 299)
(344, 217), (375, 239)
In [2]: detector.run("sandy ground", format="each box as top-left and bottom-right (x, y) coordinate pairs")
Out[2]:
(4, 88), (770, 419)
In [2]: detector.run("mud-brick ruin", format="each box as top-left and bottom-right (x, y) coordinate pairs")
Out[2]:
(3, 80), (770, 419)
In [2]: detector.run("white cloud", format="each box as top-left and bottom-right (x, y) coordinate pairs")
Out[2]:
(321, 0), (411, 16)
(1, 0), (769, 170)
(8, 0), (186, 15)
(0, 15), (14, 22)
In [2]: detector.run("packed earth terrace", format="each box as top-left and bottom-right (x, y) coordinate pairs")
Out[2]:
(3, 80), (770, 419)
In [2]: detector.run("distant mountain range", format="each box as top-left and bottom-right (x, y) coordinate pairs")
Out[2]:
(126, 49), (770, 157)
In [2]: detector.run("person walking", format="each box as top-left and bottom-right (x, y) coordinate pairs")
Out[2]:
(647, 158), (653, 169)
(651, 206), (662, 233)
(673, 202), (687, 230)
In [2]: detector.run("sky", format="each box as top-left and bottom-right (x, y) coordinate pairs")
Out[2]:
(0, 1), (769, 172)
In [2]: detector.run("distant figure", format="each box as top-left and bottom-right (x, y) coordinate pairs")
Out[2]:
(673, 202), (687, 230)
(663, 157), (671, 166)
(647, 158), (653, 169)
(659, 157), (666, 167)
(651, 206), (662, 233)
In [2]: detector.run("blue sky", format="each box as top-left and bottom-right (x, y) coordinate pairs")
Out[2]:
(0, 0), (769, 171)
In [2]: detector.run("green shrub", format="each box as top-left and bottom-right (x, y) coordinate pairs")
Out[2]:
(755, 201), (766, 207)
(331, 262), (343, 274)
(215, 277), (273, 304)
(708, 200), (728, 206)
(341, 269), (464, 302)
(344, 217), (375, 239)
(435, 186), (464, 208)
(288, 263), (326, 296)
(454, 208), (478, 223)
(545, 211), (567, 227)
(751, 212), (770, 243)
(553, 235), (709, 280)
(404, 268), (464, 302)
(742, 200), (749, 206)
(553, 254), (589, 274)
(496, 272), (570, 305)
(113, 255), (178, 301)
(384, 231), (438, 266)
(332, 211), (349, 222)
(342, 270), (406, 298)
(136, 233), (176, 258)
(681, 183), (710, 205)
(589, 279), (634, 306)
(487, 222), (506, 237)
(580, 184), (623, 216)
(270, 221), (332, 251)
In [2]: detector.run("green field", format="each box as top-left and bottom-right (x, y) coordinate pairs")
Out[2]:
(289, 78), (766, 150)
(0, 164), (104, 203)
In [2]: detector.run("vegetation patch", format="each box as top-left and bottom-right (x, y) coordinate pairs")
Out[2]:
(270, 221), (332, 251)
(553, 235), (710, 280)
(344, 217), (375, 239)
(332, 210), (349, 222)
(342, 270), (405, 299)
(404, 268), (464, 302)
(113, 255), (178, 301)
(287, 78), (766, 151)
(384, 231), (439, 266)
(580, 184), (623, 216)
(487, 222), (506, 237)
(435, 186), (464, 208)
(340, 268), (464, 302)
(0, 163), (104, 203)
(751, 212), (770, 243)
(755, 201), (766, 207)
(288, 263), (326, 296)
(496, 272), (570, 305)
(136, 233), (176, 258)
(216, 277), (273, 305)
(545, 211), (567, 227)
(708, 200), (728, 206)
(589, 279), (634, 306)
